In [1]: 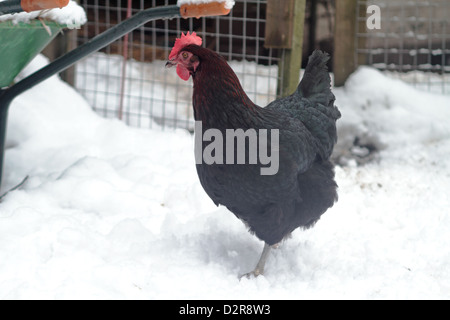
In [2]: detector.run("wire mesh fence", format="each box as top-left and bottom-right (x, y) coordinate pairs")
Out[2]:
(72, 0), (450, 131)
(74, 0), (281, 131)
(356, 0), (450, 94)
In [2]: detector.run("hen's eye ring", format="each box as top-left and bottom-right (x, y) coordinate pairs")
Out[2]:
(182, 52), (188, 59)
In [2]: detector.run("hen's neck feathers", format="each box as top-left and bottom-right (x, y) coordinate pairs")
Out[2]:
(184, 45), (259, 128)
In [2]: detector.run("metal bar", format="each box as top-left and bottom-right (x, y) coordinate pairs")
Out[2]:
(0, 0), (22, 15)
(0, 5), (181, 187)
(0, 5), (180, 107)
(0, 96), (9, 189)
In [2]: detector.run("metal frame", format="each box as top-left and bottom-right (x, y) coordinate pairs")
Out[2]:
(0, 0), (22, 15)
(0, 5), (181, 186)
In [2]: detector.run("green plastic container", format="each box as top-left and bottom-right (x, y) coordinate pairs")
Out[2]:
(0, 20), (64, 87)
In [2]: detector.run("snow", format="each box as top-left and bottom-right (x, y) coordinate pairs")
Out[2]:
(1, 54), (450, 299)
(178, 0), (236, 10)
(0, 0), (86, 27)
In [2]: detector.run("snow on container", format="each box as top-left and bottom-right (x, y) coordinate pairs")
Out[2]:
(0, 0), (86, 87)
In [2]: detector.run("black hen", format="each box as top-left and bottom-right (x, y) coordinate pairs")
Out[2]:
(167, 32), (341, 277)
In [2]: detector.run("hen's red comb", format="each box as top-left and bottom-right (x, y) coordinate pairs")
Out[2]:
(169, 32), (203, 60)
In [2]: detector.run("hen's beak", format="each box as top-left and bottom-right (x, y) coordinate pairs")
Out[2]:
(165, 59), (177, 68)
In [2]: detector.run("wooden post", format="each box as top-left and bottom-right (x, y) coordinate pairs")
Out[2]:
(334, 0), (366, 86)
(42, 29), (77, 86)
(61, 29), (78, 87)
(265, 0), (306, 97)
(308, 0), (317, 54)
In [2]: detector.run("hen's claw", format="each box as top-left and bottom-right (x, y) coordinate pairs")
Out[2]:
(239, 268), (264, 280)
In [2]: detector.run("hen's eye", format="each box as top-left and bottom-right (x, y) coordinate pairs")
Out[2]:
(182, 52), (188, 59)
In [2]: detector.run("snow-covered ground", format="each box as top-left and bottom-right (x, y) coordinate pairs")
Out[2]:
(1, 54), (449, 299)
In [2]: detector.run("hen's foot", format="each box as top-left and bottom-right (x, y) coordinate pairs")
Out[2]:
(238, 243), (272, 280)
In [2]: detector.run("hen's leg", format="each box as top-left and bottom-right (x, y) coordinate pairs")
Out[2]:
(240, 243), (271, 279)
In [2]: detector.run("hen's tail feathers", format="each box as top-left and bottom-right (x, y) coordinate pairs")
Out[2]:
(297, 50), (334, 107)
(297, 50), (341, 159)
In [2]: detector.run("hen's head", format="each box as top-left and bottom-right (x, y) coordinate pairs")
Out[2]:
(166, 32), (203, 81)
